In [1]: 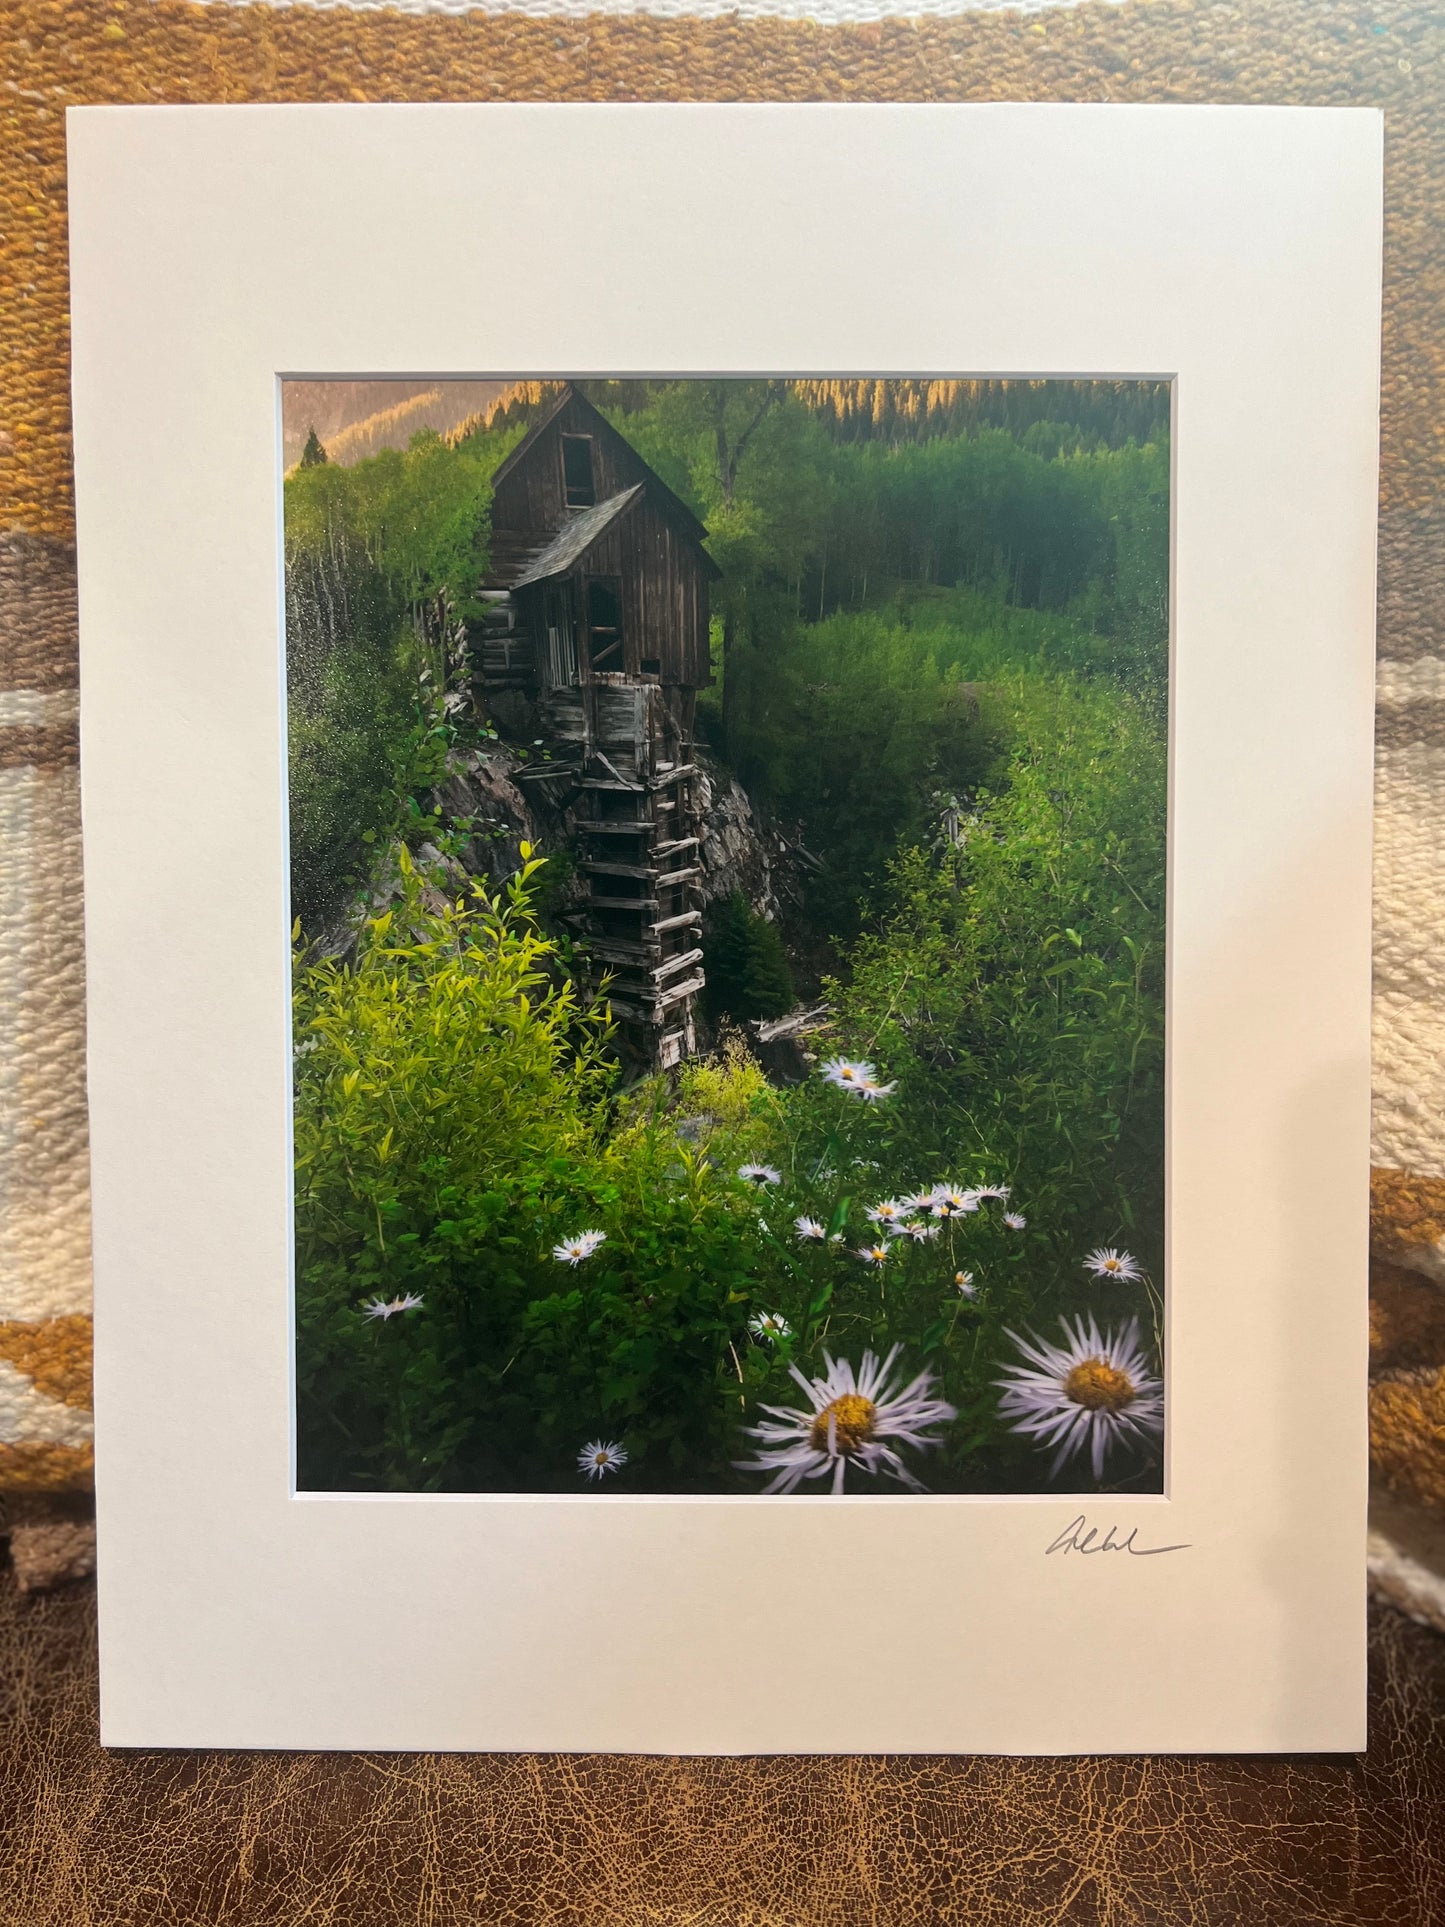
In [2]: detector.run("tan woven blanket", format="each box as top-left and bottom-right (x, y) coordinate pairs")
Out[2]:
(2, 0), (1443, 1620)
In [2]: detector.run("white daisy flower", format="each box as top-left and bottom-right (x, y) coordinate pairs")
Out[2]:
(577, 1439), (628, 1481)
(972, 1182), (1010, 1203)
(1083, 1246), (1144, 1283)
(749, 1311), (793, 1342)
(1002, 1211), (1027, 1230)
(738, 1163), (783, 1188)
(854, 1243), (892, 1266)
(794, 1215), (828, 1242)
(893, 1219), (940, 1243)
(855, 1077), (896, 1103)
(553, 1229), (607, 1265)
(996, 1314), (1164, 1481)
(736, 1346), (958, 1494)
(954, 1271), (977, 1297)
(820, 1056), (876, 1092)
(361, 1292), (425, 1320)
(904, 1188), (941, 1213)
(929, 1186), (978, 1220)
(866, 1199), (912, 1227)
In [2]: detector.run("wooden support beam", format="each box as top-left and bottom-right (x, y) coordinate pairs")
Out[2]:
(652, 947), (704, 981)
(586, 895), (660, 913)
(582, 859), (657, 880)
(656, 866), (702, 890)
(656, 973), (706, 1011)
(648, 909), (702, 935)
(584, 939), (658, 966)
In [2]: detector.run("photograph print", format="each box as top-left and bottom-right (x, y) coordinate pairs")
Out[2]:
(284, 376), (1169, 1498)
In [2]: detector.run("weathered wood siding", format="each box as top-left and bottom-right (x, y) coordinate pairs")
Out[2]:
(492, 389), (648, 535)
(579, 494), (711, 688)
(490, 391), (712, 688)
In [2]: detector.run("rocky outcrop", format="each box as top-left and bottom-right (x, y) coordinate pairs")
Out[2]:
(312, 741), (809, 1000)
(429, 748), (546, 890)
(428, 742), (802, 931)
(693, 756), (812, 926)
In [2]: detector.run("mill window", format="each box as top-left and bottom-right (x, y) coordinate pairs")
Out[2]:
(561, 435), (596, 509)
(586, 576), (624, 673)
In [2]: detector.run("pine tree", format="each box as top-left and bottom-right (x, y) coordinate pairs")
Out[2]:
(704, 892), (753, 1019)
(705, 894), (795, 1022)
(299, 427), (329, 468)
(742, 913), (796, 1020)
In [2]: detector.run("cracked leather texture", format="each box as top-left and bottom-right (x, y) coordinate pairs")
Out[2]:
(1, 1575), (1442, 1926)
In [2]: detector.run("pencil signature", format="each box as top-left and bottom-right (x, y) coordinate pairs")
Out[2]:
(1044, 1513), (1190, 1558)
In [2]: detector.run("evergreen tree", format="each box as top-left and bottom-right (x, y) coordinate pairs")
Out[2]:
(704, 892), (753, 1020)
(704, 893), (795, 1022)
(741, 913), (795, 1020)
(300, 427), (329, 468)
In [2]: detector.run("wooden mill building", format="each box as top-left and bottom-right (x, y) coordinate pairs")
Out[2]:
(475, 385), (719, 1067)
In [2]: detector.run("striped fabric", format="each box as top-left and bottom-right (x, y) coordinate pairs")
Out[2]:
(0, 536), (93, 1495)
(0, 0), (1443, 1619)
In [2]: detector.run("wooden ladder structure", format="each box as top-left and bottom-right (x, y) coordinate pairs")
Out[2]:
(575, 753), (705, 1070)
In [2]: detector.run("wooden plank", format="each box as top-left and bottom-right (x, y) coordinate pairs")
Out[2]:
(584, 940), (658, 966)
(586, 895), (660, 913)
(657, 973), (706, 1011)
(647, 910), (702, 935)
(582, 859), (655, 880)
(652, 947), (704, 981)
(656, 866), (702, 890)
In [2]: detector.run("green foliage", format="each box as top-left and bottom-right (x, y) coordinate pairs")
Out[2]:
(829, 672), (1166, 1281)
(287, 379), (1170, 1498)
(294, 855), (778, 1492)
(704, 893), (796, 1022)
(285, 430), (501, 930)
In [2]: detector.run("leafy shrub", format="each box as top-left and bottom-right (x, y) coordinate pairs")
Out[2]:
(295, 853), (781, 1492)
(824, 671), (1166, 1285)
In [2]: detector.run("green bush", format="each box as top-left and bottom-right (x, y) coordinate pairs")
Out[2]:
(824, 671), (1166, 1284)
(294, 852), (784, 1492)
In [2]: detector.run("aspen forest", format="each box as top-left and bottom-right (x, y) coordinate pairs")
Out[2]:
(285, 377), (1170, 1497)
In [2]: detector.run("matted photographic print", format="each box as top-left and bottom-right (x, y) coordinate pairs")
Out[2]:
(285, 375), (1170, 1500)
(73, 102), (1378, 1753)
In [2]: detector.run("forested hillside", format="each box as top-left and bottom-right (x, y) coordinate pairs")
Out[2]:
(285, 377), (1170, 1497)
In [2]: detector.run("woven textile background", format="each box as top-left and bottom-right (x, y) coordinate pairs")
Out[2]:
(11, 0), (1445, 1626)
(1, 3), (1445, 1921)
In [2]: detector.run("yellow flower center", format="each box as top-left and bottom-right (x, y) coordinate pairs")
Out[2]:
(1063, 1358), (1137, 1412)
(810, 1392), (878, 1455)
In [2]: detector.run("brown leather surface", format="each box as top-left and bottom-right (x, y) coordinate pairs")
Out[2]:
(0, 1572), (1440, 1926)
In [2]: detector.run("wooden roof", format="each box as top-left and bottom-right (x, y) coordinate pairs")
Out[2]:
(511, 485), (643, 587)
